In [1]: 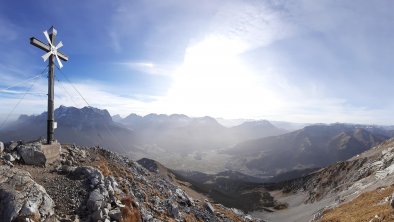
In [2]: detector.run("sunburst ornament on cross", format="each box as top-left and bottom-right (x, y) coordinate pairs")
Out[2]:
(30, 26), (69, 144)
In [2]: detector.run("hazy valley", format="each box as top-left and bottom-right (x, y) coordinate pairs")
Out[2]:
(3, 106), (394, 221)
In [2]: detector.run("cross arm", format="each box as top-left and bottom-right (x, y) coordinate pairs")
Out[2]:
(30, 37), (69, 61)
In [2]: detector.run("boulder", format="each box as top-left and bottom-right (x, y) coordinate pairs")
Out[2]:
(0, 141), (4, 153)
(4, 153), (15, 162)
(175, 188), (193, 206)
(391, 192), (394, 208)
(108, 208), (122, 221)
(245, 215), (253, 220)
(91, 209), (104, 221)
(17, 145), (47, 166)
(205, 202), (215, 214)
(56, 165), (77, 174)
(167, 203), (179, 218)
(5, 141), (18, 152)
(87, 189), (105, 212)
(16, 142), (61, 166)
(72, 166), (104, 187)
(11, 152), (21, 161)
(0, 165), (54, 221)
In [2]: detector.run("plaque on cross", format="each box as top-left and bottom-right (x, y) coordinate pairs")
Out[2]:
(30, 26), (69, 144)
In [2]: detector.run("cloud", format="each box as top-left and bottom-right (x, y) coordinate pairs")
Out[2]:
(0, 17), (18, 43)
(208, 0), (296, 52)
(0, 77), (159, 123)
(119, 61), (175, 76)
(0, 69), (392, 125)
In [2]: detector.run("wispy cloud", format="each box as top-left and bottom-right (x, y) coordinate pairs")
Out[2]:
(119, 61), (175, 76)
(0, 77), (159, 122)
(0, 17), (18, 43)
(208, 0), (296, 52)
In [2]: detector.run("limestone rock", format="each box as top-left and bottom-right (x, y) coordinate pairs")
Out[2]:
(11, 152), (21, 161)
(5, 141), (18, 152)
(17, 145), (46, 166)
(108, 208), (122, 221)
(0, 165), (54, 221)
(167, 203), (179, 218)
(390, 192), (394, 208)
(72, 166), (104, 187)
(0, 141), (4, 153)
(91, 209), (104, 221)
(175, 188), (193, 206)
(205, 202), (215, 214)
(87, 189), (105, 212)
(4, 153), (15, 162)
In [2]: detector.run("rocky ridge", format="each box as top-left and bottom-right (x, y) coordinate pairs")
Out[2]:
(252, 137), (394, 221)
(0, 140), (259, 222)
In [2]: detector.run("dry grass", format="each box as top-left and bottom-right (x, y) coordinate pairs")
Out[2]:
(90, 154), (142, 222)
(212, 204), (243, 222)
(91, 157), (111, 177)
(320, 185), (394, 222)
(120, 206), (141, 222)
(183, 213), (203, 222)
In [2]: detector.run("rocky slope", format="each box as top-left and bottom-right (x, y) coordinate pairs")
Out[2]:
(225, 123), (392, 178)
(251, 137), (394, 221)
(135, 159), (288, 213)
(0, 140), (259, 222)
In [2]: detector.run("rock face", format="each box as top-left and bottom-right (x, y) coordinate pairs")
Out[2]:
(0, 165), (54, 221)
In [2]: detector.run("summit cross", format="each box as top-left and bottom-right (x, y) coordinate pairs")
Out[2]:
(30, 26), (69, 144)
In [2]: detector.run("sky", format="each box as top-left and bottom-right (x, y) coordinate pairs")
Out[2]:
(0, 0), (393, 125)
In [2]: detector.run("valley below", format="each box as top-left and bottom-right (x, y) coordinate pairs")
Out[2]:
(3, 106), (394, 221)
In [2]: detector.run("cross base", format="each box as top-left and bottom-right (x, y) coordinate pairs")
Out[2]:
(40, 142), (61, 165)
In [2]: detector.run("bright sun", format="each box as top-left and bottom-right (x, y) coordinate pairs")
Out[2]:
(156, 35), (280, 118)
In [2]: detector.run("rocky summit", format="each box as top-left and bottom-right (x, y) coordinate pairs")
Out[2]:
(0, 140), (259, 222)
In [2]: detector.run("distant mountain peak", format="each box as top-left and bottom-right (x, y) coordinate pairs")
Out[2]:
(111, 114), (122, 122)
(238, 120), (275, 127)
(193, 116), (221, 125)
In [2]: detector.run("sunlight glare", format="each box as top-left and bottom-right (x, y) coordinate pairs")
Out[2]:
(159, 35), (280, 118)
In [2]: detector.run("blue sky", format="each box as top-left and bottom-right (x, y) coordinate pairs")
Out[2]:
(0, 0), (393, 124)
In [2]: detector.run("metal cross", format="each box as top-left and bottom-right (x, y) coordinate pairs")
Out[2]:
(30, 26), (69, 144)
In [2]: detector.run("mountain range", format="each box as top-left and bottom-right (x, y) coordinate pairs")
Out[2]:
(225, 123), (393, 178)
(1, 106), (287, 172)
(116, 112), (287, 154)
(3, 105), (394, 221)
(1, 105), (392, 179)
(1, 106), (136, 155)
